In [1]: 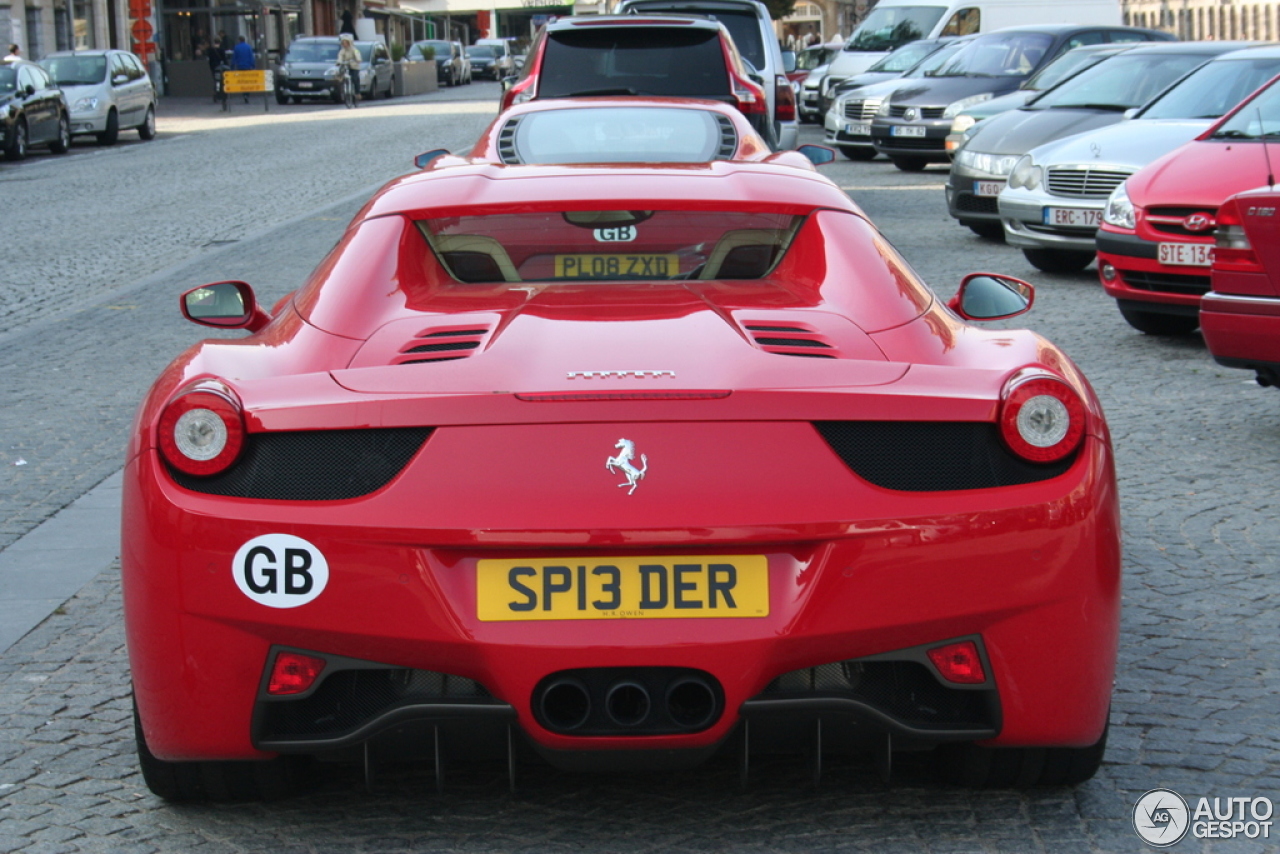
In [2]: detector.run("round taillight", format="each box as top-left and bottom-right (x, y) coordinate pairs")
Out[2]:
(158, 390), (245, 476)
(999, 377), (1085, 463)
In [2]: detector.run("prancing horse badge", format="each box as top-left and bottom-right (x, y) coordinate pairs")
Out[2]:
(606, 438), (648, 495)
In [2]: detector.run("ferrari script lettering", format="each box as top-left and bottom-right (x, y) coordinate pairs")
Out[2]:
(232, 534), (329, 608)
(504, 563), (739, 613)
(567, 370), (675, 380)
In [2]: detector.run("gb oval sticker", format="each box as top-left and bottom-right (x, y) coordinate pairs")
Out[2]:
(233, 534), (329, 608)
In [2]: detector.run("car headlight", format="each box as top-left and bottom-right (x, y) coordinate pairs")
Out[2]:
(1103, 183), (1137, 230)
(956, 150), (1021, 176)
(1007, 155), (1043, 191)
(73, 96), (99, 111)
(950, 114), (977, 135)
(876, 99), (893, 117)
(823, 76), (844, 97)
(943, 92), (993, 119)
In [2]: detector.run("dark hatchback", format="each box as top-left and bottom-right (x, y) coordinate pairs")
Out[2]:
(1, 59), (71, 161)
(870, 24), (1172, 172)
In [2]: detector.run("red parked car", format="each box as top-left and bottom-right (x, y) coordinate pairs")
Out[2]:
(1096, 72), (1280, 335)
(499, 16), (786, 147)
(1201, 184), (1280, 387)
(124, 152), (1120, 801)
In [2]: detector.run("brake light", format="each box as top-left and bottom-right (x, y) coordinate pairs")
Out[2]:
(774, 74), (796, 122)
(998, 374), (1086, 464)
(733, 75), (767, 115)
(927, 641), (986, 684)
(1213, 198), (1263, 273)
(267, 652), (327, 695)
(157, 388), (246, 477)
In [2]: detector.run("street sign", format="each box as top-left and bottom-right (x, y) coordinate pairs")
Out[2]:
(131, 19), (154, 42)
(222, 70), (274, 93)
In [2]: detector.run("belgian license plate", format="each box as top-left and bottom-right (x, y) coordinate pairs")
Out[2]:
(1158, 242), (1212, 266)
(974, 180), (1005, 197)
(1043, 207), (1102, 227)
(892, 125), (927, 137)
(554, 254), (679, 279)
(298, 81), (314, 89)
(476, 555), (769, 621)
(843, 121), (870, 136)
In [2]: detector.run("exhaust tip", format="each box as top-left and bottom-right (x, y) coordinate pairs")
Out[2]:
(666, 677), (717, 729)
(539, 678), (591, 731)
(605, 681), (651, 727)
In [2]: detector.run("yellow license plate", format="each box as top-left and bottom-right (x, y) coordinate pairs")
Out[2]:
(553, 254), (679, 279)
(476, 556), (769, 621)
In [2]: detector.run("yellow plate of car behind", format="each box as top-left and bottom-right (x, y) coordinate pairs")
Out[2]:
(476, 556), (769, 621)
(554, 254), (680, 279)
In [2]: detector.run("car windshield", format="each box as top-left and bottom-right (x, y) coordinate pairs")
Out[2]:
(1021, 47), (1115, 93)
(0, 66), (14, 93)
(540, 28), (730, 99)
(1210, 78), (1280, 140)
(867, 39), (944, 74)
(845, 5), (946, 53)
(419, 211), (803, 283)
(286, 42), (339, 63)
(1028, 52), (1210, 111)
(39, 55), (107, 85)
(1140, 56), (1280, 120)
(467, 45), (497, 58)
(509, 108), (733, 164)
(796, 47), (835, 71)
(935, 32), (1053, 78)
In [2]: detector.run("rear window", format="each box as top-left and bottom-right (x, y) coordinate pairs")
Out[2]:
(419, 211), (803, 282)
(540, 28), (731, 100)
(509, 108), (733, 164)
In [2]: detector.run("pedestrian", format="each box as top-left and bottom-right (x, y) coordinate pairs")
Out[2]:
(207, 37), (226, 103)
(231, 35), (255, 103)
(337, 34), (361, 108)
(340, 10), (356, 37)
(3, 44), (19, 61)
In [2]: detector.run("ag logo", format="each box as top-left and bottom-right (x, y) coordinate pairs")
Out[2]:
(1133, 788), (1190, 847)
(233, 534), (329, 608)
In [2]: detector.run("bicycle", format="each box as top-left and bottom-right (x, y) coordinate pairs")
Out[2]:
(344, 66), (359, 108)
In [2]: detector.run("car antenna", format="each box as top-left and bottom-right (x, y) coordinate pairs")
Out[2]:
(1261, 107), (1275, 189)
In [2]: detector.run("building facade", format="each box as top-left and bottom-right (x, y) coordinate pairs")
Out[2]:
(1123, 0), (1279, 40)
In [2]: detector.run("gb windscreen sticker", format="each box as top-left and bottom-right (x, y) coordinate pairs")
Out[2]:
(233, 534), (328, 608)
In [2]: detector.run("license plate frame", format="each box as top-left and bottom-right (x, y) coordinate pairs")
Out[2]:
(973, 180), (1005, 197)
(891, 125), (927, 138)
(476, 555), (770, 621)
(553, 253), (680, 279)
(1042, 207), (1102, 228)
(843, 121), (870, 136)
(1157, 242), (1212, 267)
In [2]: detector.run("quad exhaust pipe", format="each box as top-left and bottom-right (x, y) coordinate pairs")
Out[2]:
(533, 668), (722, 735)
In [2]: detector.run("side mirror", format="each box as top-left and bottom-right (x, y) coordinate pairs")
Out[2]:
(112, 73), (129, 85)
(181, 281), (271, 332)
(948, 273), (1034, 320)
(796, 144), (835, 165)
(781, 49), (797, 74)
(501, 74), (518, 92)
(24, 84), (36, 96)
(415, 148), (451, 168)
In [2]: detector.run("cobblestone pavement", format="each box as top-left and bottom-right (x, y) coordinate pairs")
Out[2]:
(0, 106), (1278, 852)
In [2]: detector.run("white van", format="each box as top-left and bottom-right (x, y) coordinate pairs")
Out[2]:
(823, 0), (1122, 94)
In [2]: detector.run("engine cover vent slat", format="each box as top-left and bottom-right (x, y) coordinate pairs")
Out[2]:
(497, 118), (522, 164)
(744, 322), (840, 358)
(393, 324), (493, 366)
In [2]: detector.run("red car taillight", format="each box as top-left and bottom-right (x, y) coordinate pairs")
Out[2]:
(998, 374), (1086, 464)
(1213, 198), (1263, 273)
(733, 75), (767, 115)
(927, 641), (986, 685)
(267, 652), (327, 695)
(774, 74), (796, 122)
(157, 388), (246, 477)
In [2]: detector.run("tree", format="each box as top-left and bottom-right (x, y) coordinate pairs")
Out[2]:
(763, 0), (796, 21)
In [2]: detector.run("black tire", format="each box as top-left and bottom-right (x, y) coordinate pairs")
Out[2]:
(4, 118), (27, 160)
(97, 109), (119, 145)
(133, 697), (299, 802)
(839, 146), (876, 161)
(1119, 305), (1199, 335)
(964, 220), (1005, 241)
(891, 156), (928, 172)
(1023, 248), (1095, 273)
(138, 105), (156, 140)
(276, 90), (289, 105)
(936, 721), (1107, 788)
(50, 113), (70, 153)
(331, 85), (344, 104)
(385, 76), (395, 98)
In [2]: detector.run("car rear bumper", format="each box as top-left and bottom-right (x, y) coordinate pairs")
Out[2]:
(125, 426), (1120, 767)
(1201, 291), (1280, 378)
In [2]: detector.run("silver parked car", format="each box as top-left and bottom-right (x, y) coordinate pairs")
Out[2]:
(277, 37), (394, 104)
(998, 45), (1280, 272)
(38, 49), (156, 145)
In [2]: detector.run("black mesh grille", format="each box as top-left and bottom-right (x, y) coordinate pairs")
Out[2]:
(168, 428), (432, 500)
(259, 667), (495, 741)
(873, 134), (944, 151)
(759, 660), (994, 730)
(955, 194), (999, 214)
(815, 421), (1073, 491)
(1118, 269), (1211, 295)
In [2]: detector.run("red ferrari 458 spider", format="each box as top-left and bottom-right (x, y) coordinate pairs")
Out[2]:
(124, 151), (1120, 800)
